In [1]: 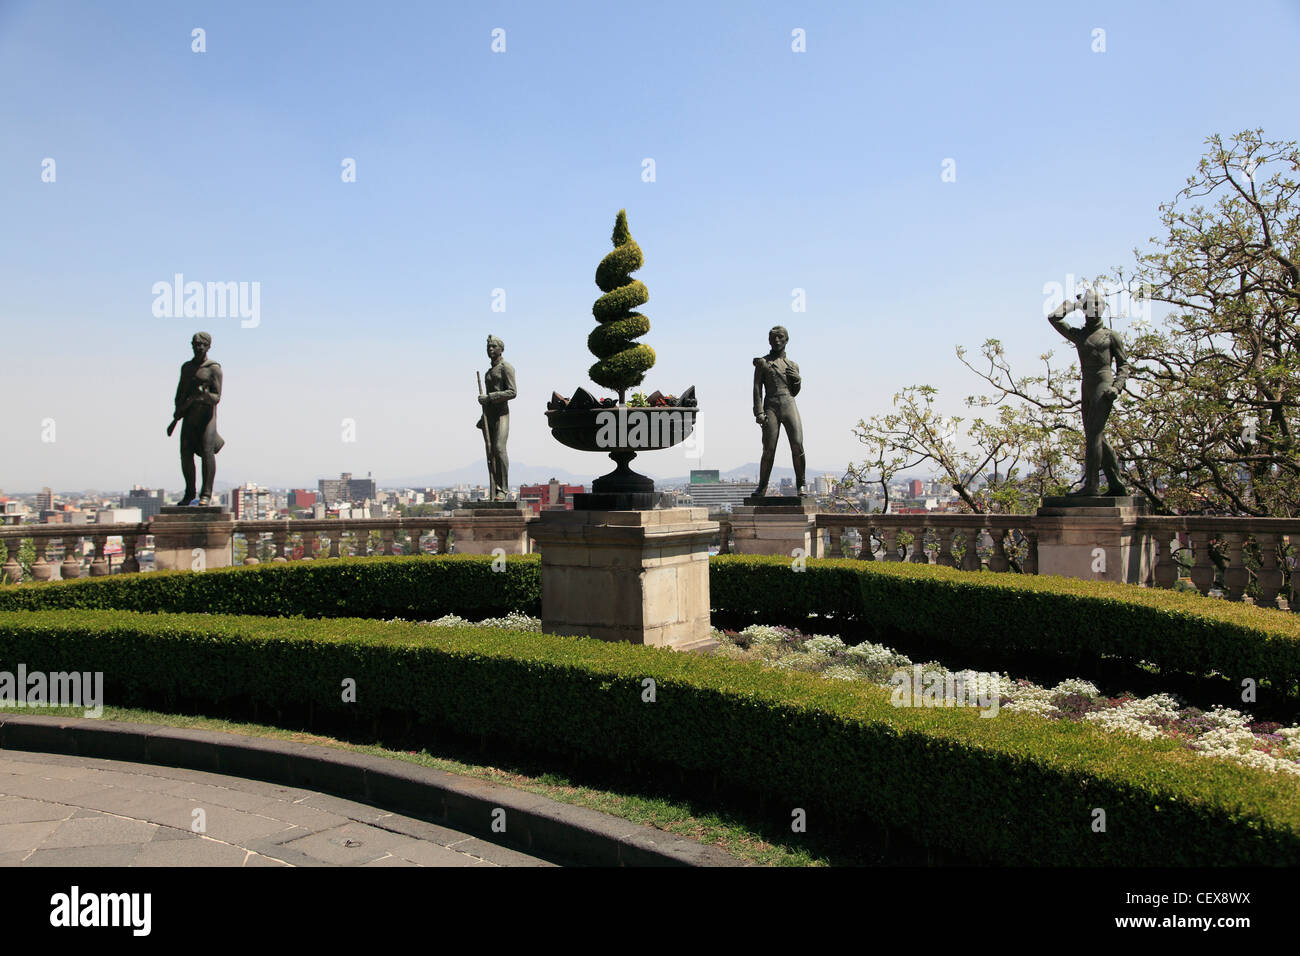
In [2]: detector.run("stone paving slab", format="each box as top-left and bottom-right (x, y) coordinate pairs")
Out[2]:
(0, 751), (551, 867)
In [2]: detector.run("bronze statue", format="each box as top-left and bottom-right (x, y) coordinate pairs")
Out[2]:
(753, 325), (805, 496)
(168, 331), (224, 506)
(476, 335), (517, 500)
(1048, 289), (1131, 496)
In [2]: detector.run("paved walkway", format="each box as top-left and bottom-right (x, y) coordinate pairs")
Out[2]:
(0, 751), (554, 867)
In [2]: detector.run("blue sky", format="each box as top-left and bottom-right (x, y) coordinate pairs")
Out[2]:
(2, 0), (1298, 491)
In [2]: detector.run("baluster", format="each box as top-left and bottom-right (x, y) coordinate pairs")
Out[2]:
(328, 532), (341, 558)
(960, 526), (982, 571)
(353, 528), (368, 557)
(301, 531), (315, 560)
(61, 535), (81, 578)
(1023, 531), (1039, 575)
(988, 528), (1009, 572)
(31, 537), (52, 581)
(1152, 533), (1178, 589)
(909, 527), (930, 563)
(382, 530), (395, 556)
(1255, 533), (1282, 609)
(856, 526), (874, 560)
(717, 519), (731, 555)
(827, 527), (842, 558)
(1188, 531), (1214, 595)
(89, 534), (109, 576)
(243, 533), (260, 565)
(879, 527), (901, 561)
(273, 528), (289, 563)
(410, 528), (426, 556)
(1222, 532), (1247, 600)
(935, 527), (957, 567)
(121, 533), (140, 574)
(2, 538), (22, 583)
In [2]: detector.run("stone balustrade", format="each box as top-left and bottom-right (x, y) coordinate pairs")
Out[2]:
(814, 513), (1040, 573)
(4, 509), (1296, 612)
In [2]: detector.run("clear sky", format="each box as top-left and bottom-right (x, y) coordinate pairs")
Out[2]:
(2, 0), (1297, 491)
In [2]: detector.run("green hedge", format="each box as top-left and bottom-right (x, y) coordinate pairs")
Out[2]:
(4, 554), (1298, 697)
(711, 556), (1300, 697)
(0, 555), (540, 620)
(0, 608), (1297, 865)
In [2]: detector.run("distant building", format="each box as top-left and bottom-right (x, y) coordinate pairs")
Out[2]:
(122, 486), (165, 520)
(519, 479), (584, 514)
(96, 507), (143, 525)
(318, 472), (377, 506)
(36, 487), (54, 513)
(681, 471), (756, 512)
(288, 489), (317, 510)
(231, 482), (273, 520)
(908, 479), (925, 498)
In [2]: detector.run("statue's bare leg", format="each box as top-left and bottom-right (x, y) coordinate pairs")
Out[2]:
(199, 449), (217, 505)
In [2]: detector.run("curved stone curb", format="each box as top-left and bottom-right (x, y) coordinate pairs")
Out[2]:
(0, 715), (746, 867)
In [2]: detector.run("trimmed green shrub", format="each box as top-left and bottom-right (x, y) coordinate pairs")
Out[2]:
(6, 554), (1299, 697)
(1, 608), (1296, 865)
(711, 556), (1300, 696)
(588, 209), (655, 396)
(0, 555), (540, 620)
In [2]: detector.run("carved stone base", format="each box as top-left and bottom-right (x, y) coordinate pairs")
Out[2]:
(450, 505), (530, 555)
(729, 501), (822, 559)
(527, 508), (717, 650)
(1034, 497), (1153, 584)
(151, 508), (234, 572)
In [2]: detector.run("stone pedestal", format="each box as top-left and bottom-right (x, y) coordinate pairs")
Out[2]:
(450, 503), (530, 555)
(730, 497), (823, 559)
(527, 507), (717, 650)
(150, 506), (234, 572)
(1034, 496), (1153, 585)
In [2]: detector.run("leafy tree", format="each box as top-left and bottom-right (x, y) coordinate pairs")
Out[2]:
(852, 131), (1300, 518)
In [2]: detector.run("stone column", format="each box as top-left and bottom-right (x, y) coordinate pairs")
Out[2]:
(528, 507), (718, 651)
(728, 497), (823, 559)
(1034, 496), (1153, 585)
(450, 502), (530, 555)
(150, 506), (235, 572)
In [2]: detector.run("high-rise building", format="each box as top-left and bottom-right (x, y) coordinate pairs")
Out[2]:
(908, 479), (925, 498)
(231, 482), (273, 520)
(682, 471), (756, 511)
(122, 486), (165, 520)
(36, 487), (54, 513)
(317, 472), (377, 505)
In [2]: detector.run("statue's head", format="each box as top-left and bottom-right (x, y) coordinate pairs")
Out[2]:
(1079, 289), (1108, 326)
(191, 331), (211, 359)
(486, 335), (504, 360)
(768, 325), (789, 351)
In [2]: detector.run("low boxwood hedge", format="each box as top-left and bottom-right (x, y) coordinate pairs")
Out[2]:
(711, 556), (1300, 698)
(4, 554), (1298, 699)
(0, 608), (1296, 865)
(0, 555), (540, 620)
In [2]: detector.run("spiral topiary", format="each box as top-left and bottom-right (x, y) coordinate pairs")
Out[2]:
(588, 209), (656, 399)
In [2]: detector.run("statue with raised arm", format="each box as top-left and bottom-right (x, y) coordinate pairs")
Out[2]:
(168, 331), (224, 506)
(476, 335), (517, 500)
(1047, 289), (1131, 496)
(753, 325), (806, 496)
